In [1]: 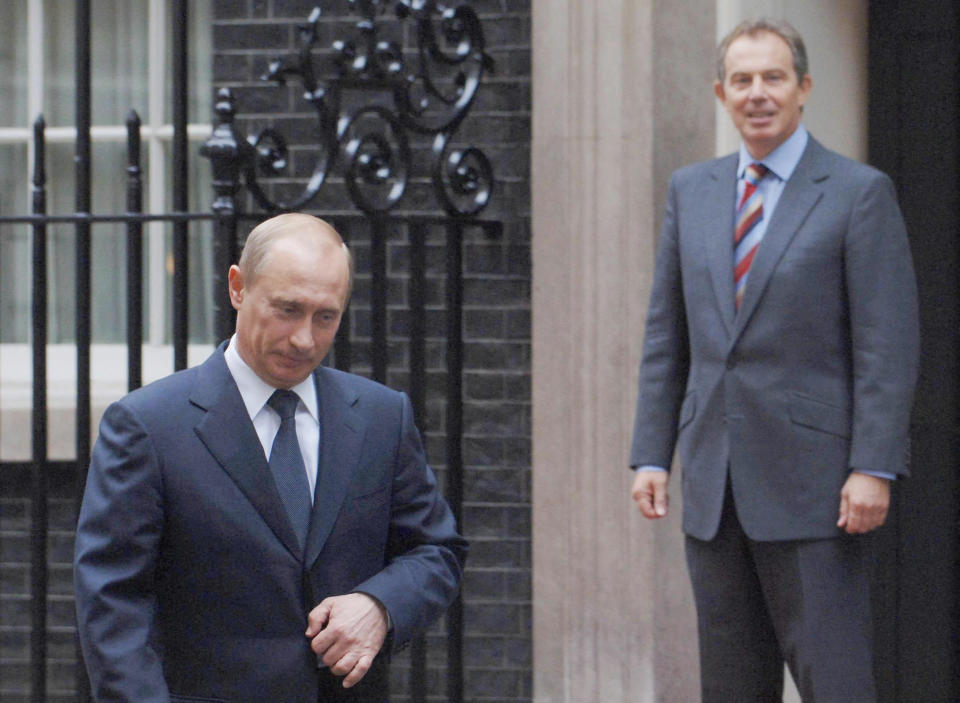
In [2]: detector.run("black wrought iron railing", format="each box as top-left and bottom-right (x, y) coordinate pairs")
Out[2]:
(0, 2), (495, 702)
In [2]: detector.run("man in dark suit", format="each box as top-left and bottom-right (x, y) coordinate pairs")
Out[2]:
(629, 19), (919, 702)
(74, 213), (467, 702)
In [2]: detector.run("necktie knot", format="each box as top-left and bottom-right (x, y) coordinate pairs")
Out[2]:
(268, 389), (300, 420)
(745, 162), (768, 185)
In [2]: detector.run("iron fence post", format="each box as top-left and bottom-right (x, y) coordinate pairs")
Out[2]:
(201, 88), (243, 343)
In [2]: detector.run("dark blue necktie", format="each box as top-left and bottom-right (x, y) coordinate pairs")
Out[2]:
(267, 389), (312, 546)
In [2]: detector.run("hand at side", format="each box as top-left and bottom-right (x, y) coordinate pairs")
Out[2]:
(631, 470), (669, 519)
(837, 472), (890, 534)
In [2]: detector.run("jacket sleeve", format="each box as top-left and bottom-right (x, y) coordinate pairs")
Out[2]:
(844, 172), (919, 476)
(74, 401), (171, 703)
(629, 173), (691, 469)
(353, 392), (468, 647)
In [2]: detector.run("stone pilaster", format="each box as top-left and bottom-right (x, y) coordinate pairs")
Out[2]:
(532, 1), (715, 700)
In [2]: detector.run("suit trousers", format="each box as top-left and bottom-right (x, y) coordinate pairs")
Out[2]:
(684, 482), (877, 703)
(316, 660), (389, 702)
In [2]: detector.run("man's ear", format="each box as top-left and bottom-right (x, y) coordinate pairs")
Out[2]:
(797, 73), (813, 108)
(227, 265), (244, 310)
(713, 79), (726, 104)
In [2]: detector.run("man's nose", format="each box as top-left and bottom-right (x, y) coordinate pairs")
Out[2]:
(289, 318), (314, 351)
(748, 76), (766, 99)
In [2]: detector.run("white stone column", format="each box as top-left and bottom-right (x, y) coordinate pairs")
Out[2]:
(531, 1), (715, 701)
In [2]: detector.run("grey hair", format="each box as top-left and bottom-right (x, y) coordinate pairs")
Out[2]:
(716, 18), (809, 84)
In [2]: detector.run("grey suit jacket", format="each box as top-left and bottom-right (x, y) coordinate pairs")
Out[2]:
(630, 137), (919, 542)
(75, 345), (467, 702)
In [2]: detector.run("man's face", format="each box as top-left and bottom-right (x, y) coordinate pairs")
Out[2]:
(714, 31), (812, 159)
(229, 234), (350, 389)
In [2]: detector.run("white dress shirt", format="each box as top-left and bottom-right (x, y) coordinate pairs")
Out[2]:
(225, 335), (320, 499)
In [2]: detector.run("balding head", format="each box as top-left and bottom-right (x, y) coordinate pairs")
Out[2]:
(227, 213), (354, 388)
(239, 213), (354, 304)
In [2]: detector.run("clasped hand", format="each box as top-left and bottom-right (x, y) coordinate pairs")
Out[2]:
(306, 592), (388, 688)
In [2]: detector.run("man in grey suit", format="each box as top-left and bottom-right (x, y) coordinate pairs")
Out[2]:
(629, 19), (919, 702)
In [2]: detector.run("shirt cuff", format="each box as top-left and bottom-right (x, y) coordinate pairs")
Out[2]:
(633, 465), (668, 472)
(853, 469), (896, 481)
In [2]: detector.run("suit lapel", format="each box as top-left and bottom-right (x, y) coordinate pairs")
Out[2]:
(304, 367), (365, 569)
(731, 140), (827, 345)
(703, 155), (739, 337)
(191, 347), (304, 560)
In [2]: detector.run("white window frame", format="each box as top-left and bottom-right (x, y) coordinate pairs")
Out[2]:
(0, 0), (215, 456)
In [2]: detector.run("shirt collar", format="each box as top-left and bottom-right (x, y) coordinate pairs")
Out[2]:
(224, 334), (319, 422)
(737, 123), (809, 182)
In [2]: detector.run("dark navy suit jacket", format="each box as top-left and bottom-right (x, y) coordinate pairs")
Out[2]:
(74, 345), (467, 702)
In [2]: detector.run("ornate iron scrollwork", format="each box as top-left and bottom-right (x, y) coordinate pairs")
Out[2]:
(205, 1), (494, 217)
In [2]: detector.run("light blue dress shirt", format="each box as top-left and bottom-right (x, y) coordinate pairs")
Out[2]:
(735, 123), (808, 243)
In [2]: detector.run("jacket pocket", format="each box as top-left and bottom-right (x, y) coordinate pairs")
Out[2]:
(788, 392), (850, 438)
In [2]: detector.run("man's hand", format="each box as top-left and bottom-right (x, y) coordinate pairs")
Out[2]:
(631, 470), (669, 519)
(837, 472), (890, 534)
(306, 592), (388, 688)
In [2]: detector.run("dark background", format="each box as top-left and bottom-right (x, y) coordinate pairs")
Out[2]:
(869, 0), (959, 700)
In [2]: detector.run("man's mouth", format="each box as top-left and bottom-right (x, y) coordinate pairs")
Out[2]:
(276, 352), (312, 366)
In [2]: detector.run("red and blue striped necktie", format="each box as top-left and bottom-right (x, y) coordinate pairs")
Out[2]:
(734, 162), (769, 310)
